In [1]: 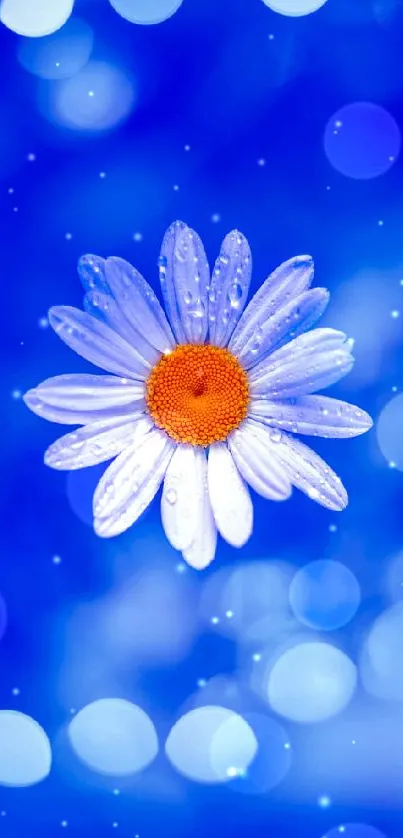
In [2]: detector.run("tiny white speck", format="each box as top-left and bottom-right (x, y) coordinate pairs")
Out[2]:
(211, 213), (221, 223)
(318, 795), (331, 808)
(70, 708), (76, 714)
(389, 155), (395, 162)
(65, 232), (72, 240)
(391, 309), (400, 318)
(55, 61), (60, 67)
(326, 185), (331, 190)
(61, 821), (68, 828)
(392, 386), (398, 392)
(329, 524), (337, 533)
(52, 555), (62, 565)
(8, 187), (14, 194)
(257, 158), (266, 166)
(173, 184), (180, 191)
(226, 766), (239, 778)
(99, 171), (106, 179)
(12, 687), (20, 696)
(38, 316), (49, 329)
(0, 811), (6, 817)
(338, 829), (346, 835)
(197, 678), (207, 688)
(176, 562), (186, 573)
(335, 120), (343, 128)
(27, 153), (36, 162)
(284, 742), (291, 750)
(351, 739), (356, 745)
(12, 389), (22, 400)
(268, 33), (275, 40)
(113, 788), (120, 796)
(133, 232), (143, 242)
(211, 616), (219, 625)
(88, 90), (94, 97)
(378, 219), (384, 227)
(225, 610), (234, 618)
(252, 653), (261, 662)
(113, 823), (119, 829)
(184, 144), (191, 151)
(389, 460), (396, 469)
(13, 206), (18, 212)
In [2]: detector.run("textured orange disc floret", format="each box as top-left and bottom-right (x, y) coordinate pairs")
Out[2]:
(146, 344), (250, 447)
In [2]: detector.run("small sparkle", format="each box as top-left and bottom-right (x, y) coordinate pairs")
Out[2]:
(70, 708), (76, 714)
(351, 739), (356, 745)
(55, 61), (60, 67)
(112, 788), (120, 796)
(65, 232), (72, 240)
(226, 766), (239, 778)
(88, 90), (94, 97)
(211, 213), (221, 223)
(211, 616), (219, 625)
(8, 187), (14, 194)
(338, 829), (346, 835)
(13, 206), (18, 212)
(38, 316), (49, 329)
(173, 184), (180, 191)
(378, 219), (384, 226)
(257, 158), (266, 166)
(252, 653), (261, 662)
(113, 823), (119, 829)
(12, 389), (22, 400)
(400, 279), (403, 286)
(329, 524), (337, 533)
(326, 185), (331, 190)
(284, 742), (291, 750)
(0, 811), (6, 817)
(335, 119), (343, 128)
(176, 562), (186, 573)
(391, 309), (400, 318)
(52, 554), (62, 565)
(27, 153), (36, 162)
(61, 821), (68, 828)
(184, 144), (191, 151)
(389, 155), (395, 162)
(225, 610), (234, 618)
(99, 171), (106, 179)
(389, 460), (396, 469)
(133, 232), (143, 242)
(12, 687), (20, 696)
(268, 33), (275, 40)
(392, 386), (398, 392)
(197, 678), (207, 688)
(318, 795), (331, 808)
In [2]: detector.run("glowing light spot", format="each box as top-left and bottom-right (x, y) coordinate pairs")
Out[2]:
(289, 560), (361, 631)
(68, 699), (158, 776)
(376, 393), (403, 471)
(324, 826), (386, 838)
(108, 0), (184, 25)
(324, 103), (401, 180)
(361, 602), (403, 701)
(146, 344), (249, 447)
(267, 642), (357, 723)
(46, 61), (136, 133)
(211, 213), (221, 223)
(0, 0), (73, 36)
(262, 0), (328, 15)
(318, 795), (332, 808)
(18, 19), (93, 80)
(0, 711), (51, 786)
(165, 706), (257, 784)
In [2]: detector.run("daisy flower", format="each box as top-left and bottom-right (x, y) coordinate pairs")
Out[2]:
(24, 221), (372, 569)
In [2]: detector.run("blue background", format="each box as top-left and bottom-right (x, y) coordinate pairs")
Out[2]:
(2, 0), (403, 836)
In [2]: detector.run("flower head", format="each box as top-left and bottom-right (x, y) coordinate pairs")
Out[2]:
(24, 221), (372, 569)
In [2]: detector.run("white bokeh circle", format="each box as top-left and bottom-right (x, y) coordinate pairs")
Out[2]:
(0, 0), (74, 37)
(109, 0), (184, 24)
(289, 560), (361, 630)
(376, 394), (403, 470)
(262, 0), (327, 16)
(0, 711), (52, 786)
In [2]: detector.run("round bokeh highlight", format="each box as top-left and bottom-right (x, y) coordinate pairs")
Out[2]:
(324, 102), (400, 179)
(289, 560), (361, 631)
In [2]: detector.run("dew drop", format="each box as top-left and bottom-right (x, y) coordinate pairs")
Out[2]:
(166, 488), (177, 505)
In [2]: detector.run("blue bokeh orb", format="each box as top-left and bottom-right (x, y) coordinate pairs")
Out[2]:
(289, 560), (361, 631)
(324, 102), (400, 179)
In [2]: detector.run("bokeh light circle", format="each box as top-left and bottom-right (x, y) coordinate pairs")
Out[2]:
(262, 0), (327, 16)
(289, 560), (361, 630)
(324, 102), (400, 179)
(0, 593), (7, 641)
(227, 713), (292, 795)
(325, 825), (386, 838)
(18, 18), (94, 81)
(0, 0), (74, 37)
(376, 394), (403, 470)
(362, 603), (403, 700)
(66, 464), (105, 527)
(49, 61), (136, 133)
(267, 642), (357, 723)
(0, 711), (52, 786)
(109, 0), (184, 24)
(165, 706), (257, 783)
(68, 699), (158, 776)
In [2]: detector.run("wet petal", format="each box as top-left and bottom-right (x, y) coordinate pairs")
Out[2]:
(229, 255), (314, 357)
(250, 395), (373, 439)
(24, 374), (145, 425)
(182, 449), (217, 570)
(94, 427), (174, 538)
(249, 328), (354, 398)
(48, 306), (151, 380)
(159, 221), (209, 345)
(208, 231), (252, 348)
(161, 445), (200, 551)
(228, 420), (291, 500)
(241, 288), (329, 370)
(44, 414), (150, 471)
(78, 254), (109, 294)
(208, 443), (253, 547)
(83, 290), (159, 366)
(105, 257), (175, 353)
(257, 426), (348, 511)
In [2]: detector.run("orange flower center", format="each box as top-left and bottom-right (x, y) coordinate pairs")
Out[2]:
(146, 344), (250, 447)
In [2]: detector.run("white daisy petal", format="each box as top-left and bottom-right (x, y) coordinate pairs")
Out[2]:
(208, 230), (252, 347)
(77, 254), (109, 294)
(23, 374), (145, 425)
(240, 287), (329, 370)
(228, 420), (292, 501)
(229, 255), (314, 357)
(250, 328), (354, 398)
(45, 414), (150, 471)
(48, 306), (151, 380)
(94, 427), (175, 538)
(161, 445), (200, 550)
(159, 221), (210, 345)
(268, 430), (349, 511)
(104, 257), (175, 353)
(83, 289), (160, 366)
(208, 443), (253, 547)
(250, 395), (373, 439)
(182, 449), (217, 570)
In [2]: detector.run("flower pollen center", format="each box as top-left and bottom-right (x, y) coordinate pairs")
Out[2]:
(146, 344), (250, 446)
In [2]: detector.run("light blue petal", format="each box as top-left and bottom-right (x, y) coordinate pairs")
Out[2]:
(249, 395), (373, 439)
(240, 287), (329, 370)
(229, 255), (314, 357)
(83, 289), (160, 366)
(48, 306), (150, 380)
(228, 420), (292, 500)
(78, 254), (109, 294)
(159, 221), (210, 344)
(44, 414), (149, 471)
(23, 374), (145, 425)
(208, 231), (252, 347)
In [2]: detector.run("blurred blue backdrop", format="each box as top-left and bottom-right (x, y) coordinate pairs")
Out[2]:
(2, 0), (403, 836)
